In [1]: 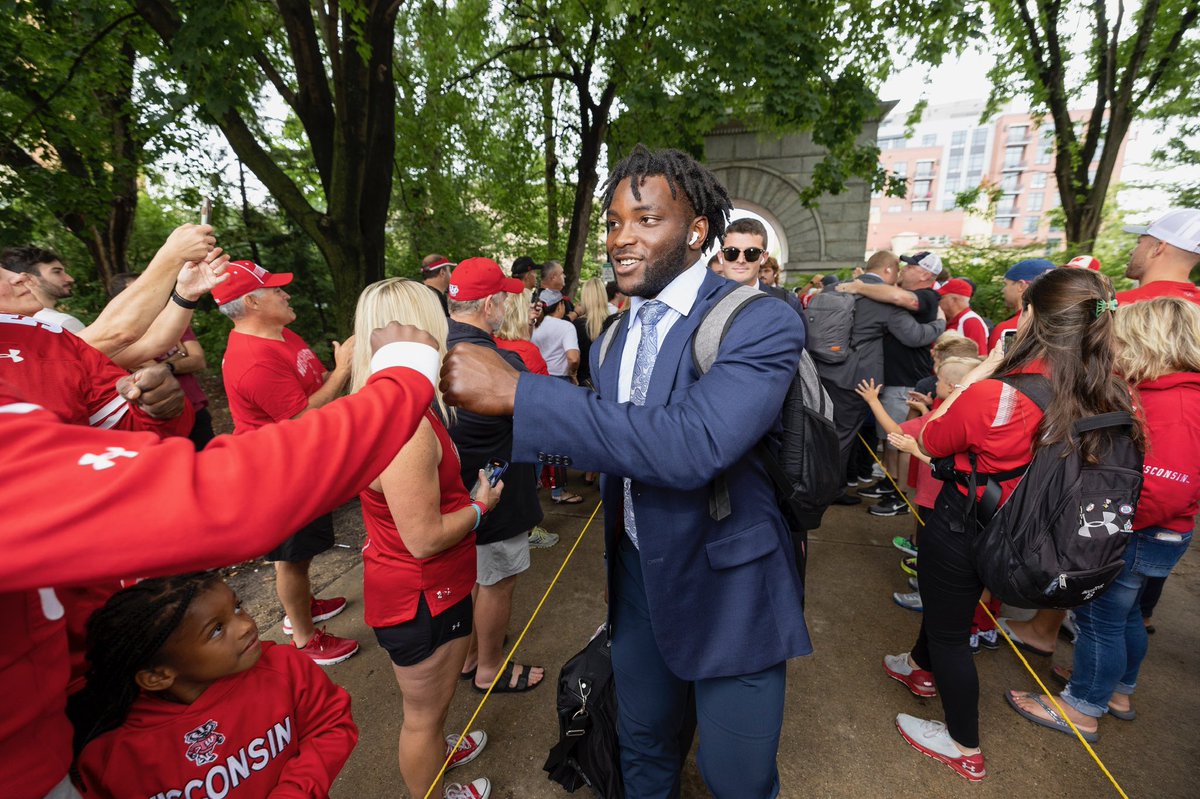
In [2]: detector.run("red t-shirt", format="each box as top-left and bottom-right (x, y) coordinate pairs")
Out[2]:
(495, 337), (550, 375)
(360, 409), (475, 628)
(921, 363), (1048, 504)
(1133, 372), (1200, 532)
(947, 307), (988, 355)
(222, 329), (326, 433)
(78, 642), (357, 799)
(900, 413), (942, 509)
(987, 313), (1019, 353)
(1117, 280), (1200, 306)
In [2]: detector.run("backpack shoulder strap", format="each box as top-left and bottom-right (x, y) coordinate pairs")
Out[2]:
(997, 373), (1051, 410)
(595, 310), (627, 371)
(691, 284), (768, 374)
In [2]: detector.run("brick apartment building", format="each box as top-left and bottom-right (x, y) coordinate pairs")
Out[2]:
(867, 100), (1127, 256)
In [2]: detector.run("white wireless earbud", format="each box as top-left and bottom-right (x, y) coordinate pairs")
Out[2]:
(689, 231), (700, 245)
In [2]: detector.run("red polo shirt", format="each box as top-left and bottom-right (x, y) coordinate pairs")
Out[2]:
(1117, 280), (1200, 306)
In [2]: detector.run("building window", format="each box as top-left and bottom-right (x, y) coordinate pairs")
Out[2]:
(991, 234), (1012, 245)
(912, 179), (932, 199)
(1004, 146), (1025, 169)
(948, 154), (963, 172)
(942, 191), (958, 211)
(915, 160), (935, 177)
(1001, 173), (1020, 192)
(1030, 172), (1048, 188)
(869, 206), (880, 222)
(1047, 237), (1062, 251)
(998, 195), (1017, 213)
(912, 201), (930, 212)
(1049, 192), (1060, 208)
(968, 152), (984, 173)
(1008, 124), (1029, 142)
(1023, 216), (1040, 234)
(893, 161), (908, 177)
(1040, 126), (1055, 141)
(952, 130), (967, 146)
(888, 204), (903, 213)
(1027, 193), (1044, 211)
(1036, 144), (1053, 165)
(995, 217), (1014, 230)
(921, 133), (937, 147)
(972, 128), (988, 146)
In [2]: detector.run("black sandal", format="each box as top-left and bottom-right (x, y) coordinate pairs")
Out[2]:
(473, 661), (543, 694)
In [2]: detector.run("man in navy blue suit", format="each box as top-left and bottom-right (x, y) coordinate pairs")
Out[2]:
(441, 146), (810, 799)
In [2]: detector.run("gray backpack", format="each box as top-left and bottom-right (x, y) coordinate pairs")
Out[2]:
(804, 290), (857, 364)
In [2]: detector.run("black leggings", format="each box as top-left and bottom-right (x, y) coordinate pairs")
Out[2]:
(910, 484), (984, 748)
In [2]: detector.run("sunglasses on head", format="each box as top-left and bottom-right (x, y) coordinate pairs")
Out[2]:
(721, 246), (764, 262)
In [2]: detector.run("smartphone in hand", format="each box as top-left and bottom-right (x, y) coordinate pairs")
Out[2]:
(470, 459), (510, 499)
(200, 197), (212, 226)
(1001, 329), (1017, 354)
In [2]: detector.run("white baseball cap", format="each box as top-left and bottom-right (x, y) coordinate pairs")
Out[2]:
(1123, 208), (1200, 254)
(900, 251), (943, 277)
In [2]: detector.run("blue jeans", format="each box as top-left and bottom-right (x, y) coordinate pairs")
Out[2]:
(1062, 528), (1192, 717)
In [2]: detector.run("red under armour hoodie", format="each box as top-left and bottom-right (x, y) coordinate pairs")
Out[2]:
(1134, 372), (1200, 532)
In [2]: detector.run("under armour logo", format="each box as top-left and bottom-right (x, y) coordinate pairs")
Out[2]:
(1077, 511), (1120, 538)
(78, 447), (139, 471)
(0, 349), (23, 363)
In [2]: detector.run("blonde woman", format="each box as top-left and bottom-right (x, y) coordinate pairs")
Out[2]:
(351, 278), (499, 799)
(494, 289), (548, 375)
(572, 277), (611, 388)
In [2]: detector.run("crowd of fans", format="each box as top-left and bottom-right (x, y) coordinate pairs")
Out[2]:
(1, 165), (1198, 799)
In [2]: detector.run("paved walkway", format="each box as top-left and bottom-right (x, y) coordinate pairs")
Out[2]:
(276, 482), (1198, 798)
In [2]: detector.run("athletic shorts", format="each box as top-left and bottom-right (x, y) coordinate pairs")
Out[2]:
(373, 594), (473, 667)
(476, 533), (530, 586)
(265, 512), (335, 563)
(878, 386), (913, 440)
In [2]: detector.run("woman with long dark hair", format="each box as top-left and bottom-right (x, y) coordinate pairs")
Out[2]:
(881, 268), (1139, 781)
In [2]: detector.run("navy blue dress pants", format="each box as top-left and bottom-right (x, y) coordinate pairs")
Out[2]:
(611, 535), (785, 799)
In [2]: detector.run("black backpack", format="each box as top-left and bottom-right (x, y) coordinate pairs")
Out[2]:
(952, 374), (1144, 609)
(691, 285), (842, 534)
(543, 627), (624, 798)
(803, 288), (857, 364)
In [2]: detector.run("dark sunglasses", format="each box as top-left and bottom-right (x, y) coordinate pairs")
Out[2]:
(721, 246), (764, 262)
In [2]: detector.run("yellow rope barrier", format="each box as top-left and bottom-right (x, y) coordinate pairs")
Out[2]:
(857, 434), (1130, 798)
(422, 500), (605, 799)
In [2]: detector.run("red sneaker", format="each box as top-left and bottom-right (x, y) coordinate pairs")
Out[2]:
(296, 628), (359, 666)
(883, 653), (937, 697)
(282, 596), (348, 634)
(896, 713), (986, 782)
(445, 730), (487, 770)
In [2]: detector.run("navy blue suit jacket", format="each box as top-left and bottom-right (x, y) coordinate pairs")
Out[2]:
(512, 270), (812, 680)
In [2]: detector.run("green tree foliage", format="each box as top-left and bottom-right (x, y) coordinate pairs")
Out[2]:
(0, 1), (195, 284)
(979, 0), (1199, 251)
(479, 0), (984, 291)
(133, 0), (405, 332)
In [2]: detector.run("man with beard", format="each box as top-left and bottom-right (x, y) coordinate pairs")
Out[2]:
(446, 257), (547, 696)
(441, 146), (808, 798)
(1, 246), (85, 332)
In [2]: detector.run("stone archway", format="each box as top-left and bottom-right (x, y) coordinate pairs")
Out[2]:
(703, 112), (891, 278)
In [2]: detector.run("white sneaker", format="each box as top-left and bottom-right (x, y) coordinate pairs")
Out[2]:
(895, 714), (986, 781)
(528, 526), (559, 549)
(445, 778), (491, 799)
(893, 591), (923, 612)
(445, 730), (487, 770)
(908, 576), (919, 591)
(872, 463), (886, 479)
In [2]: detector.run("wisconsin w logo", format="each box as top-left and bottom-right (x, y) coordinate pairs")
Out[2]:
(1077, 511), (1121, 538)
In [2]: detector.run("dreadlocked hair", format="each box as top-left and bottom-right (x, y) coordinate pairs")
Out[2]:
(67, 572), (219, 756)
(993, 267), (1142, 463)
(601, 144), (732, 252)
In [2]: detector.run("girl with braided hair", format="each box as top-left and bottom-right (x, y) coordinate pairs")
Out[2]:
(69, 574), (357, 798)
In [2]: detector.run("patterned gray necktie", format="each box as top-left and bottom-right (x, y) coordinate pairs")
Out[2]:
(623, 300), (669, 549)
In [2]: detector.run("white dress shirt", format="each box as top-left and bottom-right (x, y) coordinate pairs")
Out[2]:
(617, 260), (707, 402)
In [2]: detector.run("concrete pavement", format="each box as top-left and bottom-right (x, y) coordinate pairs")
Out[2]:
(278, 481), (1198, 798)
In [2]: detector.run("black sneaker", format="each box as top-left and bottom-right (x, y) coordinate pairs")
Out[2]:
(868, 496), (911, 516)
(831, 492), (863, 506)
(857, 482), (895, 499)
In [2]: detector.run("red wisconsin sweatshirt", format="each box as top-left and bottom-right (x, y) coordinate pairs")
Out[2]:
(77, 642), (357, 799)
(1135, 372), (1200, 532)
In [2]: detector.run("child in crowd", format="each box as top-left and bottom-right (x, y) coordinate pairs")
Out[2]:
(857, 356), (981, 613)
(69, 574), (357, 799)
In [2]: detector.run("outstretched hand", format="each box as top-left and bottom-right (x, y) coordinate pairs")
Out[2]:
(855, 378), (882, 402)
(175, 248), (231, 300)
(440, 343), (520, 416)
(887, 432), (920, 456)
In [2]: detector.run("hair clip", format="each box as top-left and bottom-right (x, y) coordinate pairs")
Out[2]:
(1094, 298), (1118, 317)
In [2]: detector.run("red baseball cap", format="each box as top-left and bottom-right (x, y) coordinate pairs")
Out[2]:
(937, 278), (974, 298)
(448, 257), (524, 302)
(1062, 255), (1102, 271)
(212, 260), (293, 305)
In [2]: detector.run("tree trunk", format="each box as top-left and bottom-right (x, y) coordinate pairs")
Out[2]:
(540, 50), (559, 256)
(562, 83), (616, 295)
